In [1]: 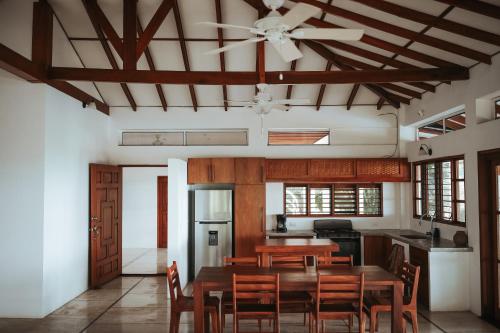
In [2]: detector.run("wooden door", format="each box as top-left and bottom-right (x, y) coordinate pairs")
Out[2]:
(494, 161), (500, 323)
(157, 176), (168, 248)
(410, 246), (429, 308)
(89, 164), (122, 288)
(187, 158), (211, 184)
(235, 158), (265, 184)
(363, 235), (391, 267)
(234, 184), (266, 256)
(211, 158), (235, 183)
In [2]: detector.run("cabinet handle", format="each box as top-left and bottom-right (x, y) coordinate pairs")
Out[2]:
(212, 164), (215, 182)
(208, 164), (212, 182)
(261, 207), (265, 232)
(260, 165), (264, 183)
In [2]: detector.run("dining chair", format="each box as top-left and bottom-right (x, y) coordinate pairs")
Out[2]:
(221, 256), (261, 329)
(271, 255), (311, 326)
(232, 273), (280, 333)
(386, 244), (405, 275)
(167, 261), (220, 333)
(316, 256), (354, 270)
(311, 272), (366, 333)
(363, 261), (420, 333)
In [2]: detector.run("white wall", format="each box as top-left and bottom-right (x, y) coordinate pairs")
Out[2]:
(167, 159), (189, 288)
(41, 87), (109, 315)
(122, 167), (168, 249)
(404, 53), (500, 315)
(0, 72), (46, 317)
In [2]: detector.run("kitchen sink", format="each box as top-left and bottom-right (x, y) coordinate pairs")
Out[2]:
(400, 234), (428, 240)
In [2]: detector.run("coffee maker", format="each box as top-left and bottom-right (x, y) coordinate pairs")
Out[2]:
(276, 214), (287, 233)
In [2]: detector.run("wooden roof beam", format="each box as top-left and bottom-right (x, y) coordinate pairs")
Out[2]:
(172, 0), (198, 111)
(435, 0), (500, 20)
(352, 0), (500, 46)
(346, 84), (360, 110)
(285, 41), (300, 101)
(32, 0), (53, 71)
(214, 0), (228, 111)
(137, 18), (167, 111)
(83, 0), (123, 57)
(315, 62), (332, 110)
(49, 67), (469, 85)
(289, 0), (491, 64)
(123, 0), (137, 70)
(0, 43), (109, 114)
(136, 0), (175, 59)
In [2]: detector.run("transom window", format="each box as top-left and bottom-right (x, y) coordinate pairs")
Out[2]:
(268, 129), (330, 146)
(495, 99), (500, 119)
(417, 112), (466, 140)
(285, 183), (382, 217)
(413, 156), (466, 226)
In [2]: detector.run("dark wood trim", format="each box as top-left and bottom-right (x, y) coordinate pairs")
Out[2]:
(346, 84), (360, 110)
(435, 0), (500, 20)
(136, 0), (175, 59)
(119, 164), (168, 168)
(285, 41), (300, 102)
(157, 176), (168, 248)
(214, 0), (228, 111)
(122, 0), (137, 70)
(32, 1), (53, 70)
(315, 62), (332, 110)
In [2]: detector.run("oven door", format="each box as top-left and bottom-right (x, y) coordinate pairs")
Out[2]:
(330, 237), (361, 266)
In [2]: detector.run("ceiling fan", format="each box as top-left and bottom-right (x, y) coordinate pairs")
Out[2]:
(197, 0), (363, 62)
(227, 83), (309, 114)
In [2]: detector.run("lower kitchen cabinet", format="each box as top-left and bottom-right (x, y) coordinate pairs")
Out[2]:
(410, 246), (430, 308)
(363, 235), (392, 267)
(234, 184), (266, 257)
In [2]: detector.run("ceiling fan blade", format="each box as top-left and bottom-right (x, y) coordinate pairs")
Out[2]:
(270, 38), (303, 62)
(226, 100), (255, 106)
(273, 98), (310, 105)
(270, 104), (289, 111)
(290, 28), (364, 40)
(280, 3), (321, 30)
(196, 22), (255, 32)
(205, 37), (266, 55)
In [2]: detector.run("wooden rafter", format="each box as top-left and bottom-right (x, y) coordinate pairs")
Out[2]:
(288, 0), (491, 64)
(214, 0), (228, 111)
(137, 18), (168, 111)
(83, 0), (123, 56)
(32, 1), (53, 70)
(136, 0), (175, 59)
(48, 67), (469, 85)
(352, 0), (500, 47)
(285, 41), (300, 101)
(82, 0), (137, 110)
(435, 0), (500, 20)
(346, 84), (360, 110)
(0, 43), (109, 114)
(315, 62), (332, 110)
(123, 0), (137, 70)
(172, 0), (198, 110)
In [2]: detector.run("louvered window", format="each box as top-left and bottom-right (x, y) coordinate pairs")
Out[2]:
(285, 185), (307, 216)
(358, 185), (382, 216)
(310, 186), (331, 215)
(333, 185), (357, 215)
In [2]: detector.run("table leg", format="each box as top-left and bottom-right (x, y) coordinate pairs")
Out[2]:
(261, 253), (270, 267)
(193, 281), (205, 333)
(204, 292), (210, 332)
(392, 280), (404, 333)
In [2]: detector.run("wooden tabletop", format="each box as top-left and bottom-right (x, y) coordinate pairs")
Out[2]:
(255, 238), (340, 253)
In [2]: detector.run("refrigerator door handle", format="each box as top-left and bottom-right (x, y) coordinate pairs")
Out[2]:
(197, 220), (231, 224)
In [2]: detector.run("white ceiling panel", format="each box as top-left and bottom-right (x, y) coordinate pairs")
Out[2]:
(50, 0), (95, 37)
(195, 85), (224, 106)
(355, 86), (382, 105)
(227, 86), (256, 102)
(220, 0), (258, 40)
(72, 41), (114, 69)
(385, 0), (448, 16)
(408, 42), (477, 68)
(95, 82), (131, 106)
(128, 83), (161, 106)
(162, 84), (192, 106)
(188, 41), (222, 71)
(148, 41), (185, 70)
(224, 42), (257, 71)
(69, 81), (102, 101)
(177, 0), (219, 39)
(445, 7), (500, 35)
(425, 28), (500, 55)
(321, 84), (356, 105)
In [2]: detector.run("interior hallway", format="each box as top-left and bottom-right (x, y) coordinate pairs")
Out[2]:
(0, 276), (498, 333)
(122, 249), (168, 275)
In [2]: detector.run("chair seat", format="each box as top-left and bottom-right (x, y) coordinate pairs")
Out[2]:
(280, 291), (311, 303)
(236, 303), (277, 313)
(318, 302), (358, 313)
(176, 295), (220, 312)
(363, 294), (411, 310)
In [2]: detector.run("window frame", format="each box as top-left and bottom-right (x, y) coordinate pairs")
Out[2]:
(412, 155), (466, 227)
(284, 183), (383, 218)
(495, 98), (500, 120)
(417, 111), (466, 141)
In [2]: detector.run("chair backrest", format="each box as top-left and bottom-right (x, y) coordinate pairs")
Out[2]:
(271, 255), (307, 268)
(166, 261), (184, 306)
(400, 261), (420, 306)
(316, 273), (365, 315)
(224, 256), (260, 267)
(386, 244), (405, 275)
(232, 274), (280, 312)
(316, 256), (353, 270)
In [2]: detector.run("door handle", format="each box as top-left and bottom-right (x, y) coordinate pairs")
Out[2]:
(91, 216), (98, 221)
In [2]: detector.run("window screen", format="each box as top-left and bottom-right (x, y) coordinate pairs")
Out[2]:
(310, 186), (331, 215)
(285, 186), (307, 216)
(358, 185), (382, 216)
(333, 185), (356, 215)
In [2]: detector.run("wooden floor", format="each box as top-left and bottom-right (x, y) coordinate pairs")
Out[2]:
(0, 276), (498, 333)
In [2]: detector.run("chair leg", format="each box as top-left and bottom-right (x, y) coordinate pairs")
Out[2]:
(411, 311), (419, 333)
(174, 312), (181, 333)
(169, 310), (176, 333)
(370, 310), (377, 333)
(221, 306), (225, 330)
(304, 312), (307, 326)
(322, 320), (325, 333)
(349, 314), (353, 332)
(210, 311), (218, 333)
(359, 313), (365, 333)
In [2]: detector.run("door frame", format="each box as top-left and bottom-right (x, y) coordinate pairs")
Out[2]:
(478, 148), (500, 326)
(157, 176), (168, 248)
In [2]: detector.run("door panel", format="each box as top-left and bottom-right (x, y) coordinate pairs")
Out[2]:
(157, 176), (168, 248)
(234, 184), (265, 257)
(187, 158), (211, 184)
(211, 158), (235, 183)
(90, 164), (122, 288)
(495, 164), (500, 321)
(235, 158), (265, 184)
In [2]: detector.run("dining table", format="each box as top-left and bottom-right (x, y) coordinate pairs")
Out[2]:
(193, 265), (405, 333)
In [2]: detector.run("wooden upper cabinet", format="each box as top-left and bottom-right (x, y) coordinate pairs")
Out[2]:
(309, 159), (356, 179)
(265, 159), (309, 181)
(356, 158), (410, 182)
(187, 158), (235, 184)
(235, 158), (265, 184)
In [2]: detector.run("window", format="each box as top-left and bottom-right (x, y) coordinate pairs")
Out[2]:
(496, 99), (500, 119)
(417, 112), (466, 140)
(121, 129), (248, 146)
(284, 184), (382, 217)
(413, 156), (466, 226)
(268, 129), (330, 145)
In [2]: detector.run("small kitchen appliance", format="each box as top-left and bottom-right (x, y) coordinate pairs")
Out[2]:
(276, 214), (287, 233)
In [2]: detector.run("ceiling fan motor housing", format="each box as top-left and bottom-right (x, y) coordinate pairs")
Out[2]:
(263, 0), (285, 10)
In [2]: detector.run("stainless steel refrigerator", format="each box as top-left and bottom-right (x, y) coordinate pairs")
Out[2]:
(192, 189), (233, 277)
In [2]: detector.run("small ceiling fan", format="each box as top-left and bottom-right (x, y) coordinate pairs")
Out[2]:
(197, 0), (363, 62)
(227, 83), (309, 114)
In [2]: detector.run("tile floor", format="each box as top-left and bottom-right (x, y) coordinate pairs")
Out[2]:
(0, 276), (498, 333)
(122, 248), (168, 275)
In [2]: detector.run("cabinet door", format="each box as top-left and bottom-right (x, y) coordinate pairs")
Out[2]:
(211, 158), (235, 183)
(356, 158), (410, 182)
(363, 235), (392, 267)
(187, 158), (212, 184)
(309, 159), (356, 179)
(234, 184), (266, 257)
(235, 158), (265, 184)
(265, 159), (309, 181)
(410, 246), (429, 307)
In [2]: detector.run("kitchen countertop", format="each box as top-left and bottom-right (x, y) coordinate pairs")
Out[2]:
(266, 229), (316, 238)
(357, 229), (473, 252)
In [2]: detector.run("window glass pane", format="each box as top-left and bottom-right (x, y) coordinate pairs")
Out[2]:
(416, 183), (422, 198)
(418, 120), (444, 140)
(186, 130), (248, 146)
(426, 163), (436, 216)
(456, 202), (466, 222)
(285, 186), (307, 215)
(310, 187), (331, 215)
(358, 186), (381, 215)
(495, 99), (500, 119)
(333, 185), (356, 215)
(456, 159), (465, 179)
(268, 129), (330, 145)
(444, 112), (466, 133)
(442, 161), (452, 220)
(457, 181), (465, 201)
(415, 165), (421, 181)
(416, 199), (422, 216)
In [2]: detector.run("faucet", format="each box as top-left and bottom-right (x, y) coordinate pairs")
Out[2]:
(419, 212), (435, 238)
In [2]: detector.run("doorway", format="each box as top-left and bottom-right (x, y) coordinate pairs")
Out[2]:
(478, 148), (500, 326)
(120, 166), (168, 275)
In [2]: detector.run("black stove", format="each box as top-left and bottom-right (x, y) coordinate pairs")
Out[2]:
(314, 219), (361, 265)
